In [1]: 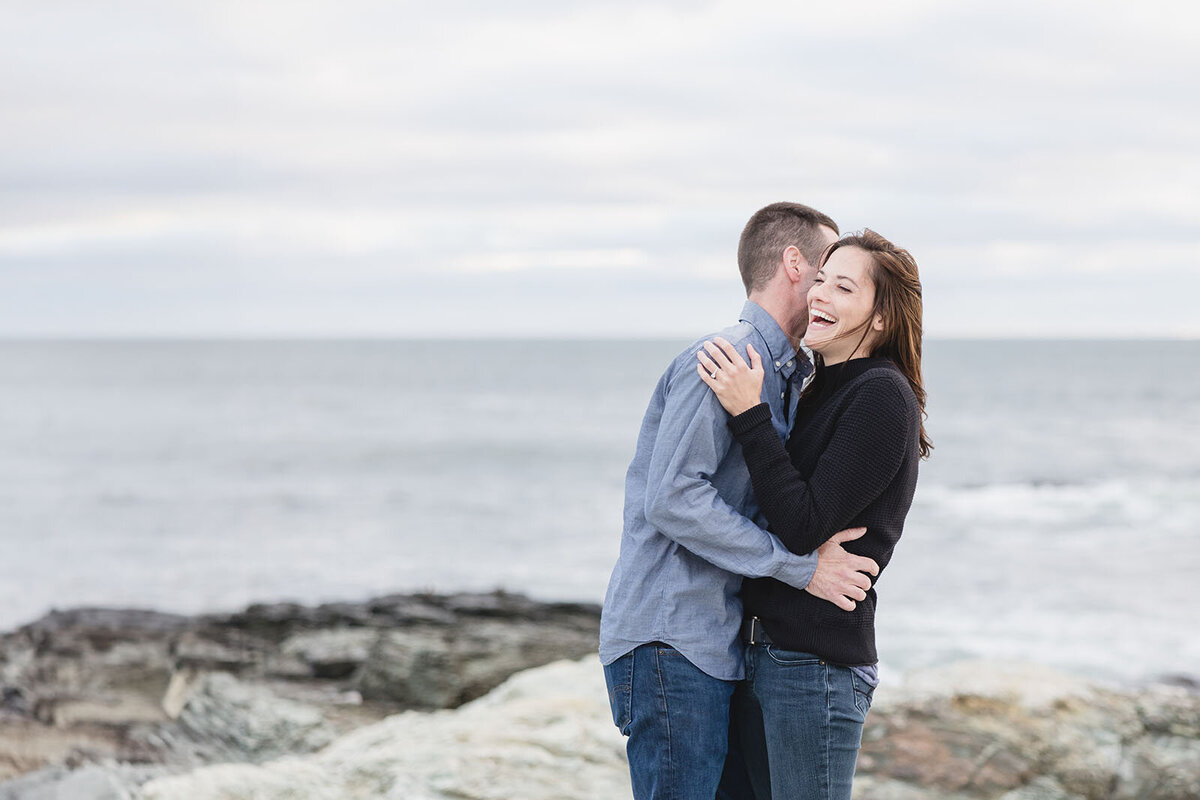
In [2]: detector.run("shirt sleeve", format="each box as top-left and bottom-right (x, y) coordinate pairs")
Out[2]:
(728, 375), (911, 557)
(642, 349), (817, 590)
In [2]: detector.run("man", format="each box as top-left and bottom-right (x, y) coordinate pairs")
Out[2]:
(599, 202), (880, 800)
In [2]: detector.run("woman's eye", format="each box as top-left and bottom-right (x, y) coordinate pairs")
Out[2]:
(813, 277), (824, 284)
(838, 285), (851, 293)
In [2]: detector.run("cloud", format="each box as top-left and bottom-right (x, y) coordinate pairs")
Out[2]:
(454, 249), (650, 273)
(0, 0), (1197, 336)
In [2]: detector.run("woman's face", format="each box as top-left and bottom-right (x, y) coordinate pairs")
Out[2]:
(803, 246), (884, 364)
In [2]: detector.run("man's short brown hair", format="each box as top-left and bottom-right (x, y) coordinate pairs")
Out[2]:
(737, 202), (839, 293)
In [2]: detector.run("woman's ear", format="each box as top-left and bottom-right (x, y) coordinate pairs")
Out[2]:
(872, 313), (885, 332)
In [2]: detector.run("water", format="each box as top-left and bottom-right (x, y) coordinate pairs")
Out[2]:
(2, 339), (1198, 684)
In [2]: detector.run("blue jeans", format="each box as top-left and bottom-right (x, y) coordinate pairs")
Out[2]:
(603, 642), (737, 800)
(724, 644), (874, 800)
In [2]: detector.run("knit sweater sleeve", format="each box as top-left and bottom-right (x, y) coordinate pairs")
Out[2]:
(728, 373), (912, 556)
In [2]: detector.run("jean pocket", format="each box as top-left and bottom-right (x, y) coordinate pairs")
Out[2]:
(603, 655), (634, 735)
(764, 646), (823, 667)
(851, 672), (875, 716)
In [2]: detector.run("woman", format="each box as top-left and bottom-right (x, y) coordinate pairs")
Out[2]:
(696, 229), (931, 800)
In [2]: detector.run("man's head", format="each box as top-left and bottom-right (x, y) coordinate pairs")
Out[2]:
(737, 202), (839, 338)
(737, 202), (839, 296)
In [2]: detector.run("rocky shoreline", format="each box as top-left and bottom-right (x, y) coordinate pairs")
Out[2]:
(1, 593), (1198, 799)
(0, 591), (601, 798)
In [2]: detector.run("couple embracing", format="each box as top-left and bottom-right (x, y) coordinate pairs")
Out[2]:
(599, 202), (931, 799)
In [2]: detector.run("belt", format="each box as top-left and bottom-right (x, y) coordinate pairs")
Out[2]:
(741, 616), (773, 646)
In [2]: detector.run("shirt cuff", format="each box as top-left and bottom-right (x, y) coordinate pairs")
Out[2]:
(728, 402), (772, 437)
(772, 550), (817, 590)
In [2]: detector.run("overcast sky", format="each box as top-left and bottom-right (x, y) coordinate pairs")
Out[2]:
(2, 0), (1197, 338)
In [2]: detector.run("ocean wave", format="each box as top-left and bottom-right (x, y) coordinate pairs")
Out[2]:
(914, 476), (1200, 530)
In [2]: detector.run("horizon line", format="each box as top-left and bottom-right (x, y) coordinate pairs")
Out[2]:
(0, 333), (1197, 344)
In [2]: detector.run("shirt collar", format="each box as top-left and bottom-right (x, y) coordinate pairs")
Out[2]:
(738, 300), (799, 375)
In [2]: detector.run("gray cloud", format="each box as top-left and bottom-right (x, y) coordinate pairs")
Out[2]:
(1, 0), (1197, 337)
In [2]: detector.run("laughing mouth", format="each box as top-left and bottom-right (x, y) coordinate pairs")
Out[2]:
(810, 307), (837, 328)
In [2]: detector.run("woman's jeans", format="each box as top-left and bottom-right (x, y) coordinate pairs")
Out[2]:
(603, 642), (736, 800)
(727, 644), (875, 800)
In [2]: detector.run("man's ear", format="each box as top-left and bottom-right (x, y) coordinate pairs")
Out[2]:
(783, 246), (805, 282)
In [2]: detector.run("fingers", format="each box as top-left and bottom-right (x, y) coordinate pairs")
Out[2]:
(696, 363), (716, 387)
(835, 567), (871, 602)
(834, 595), (857, 612)
(850, 554), (880, 577)
(703, 341), (735, 373)
(702, 341), (727, 369)
(746, 342), (762, 371)
(697, 349), (718, 375)
(711, 336), (747, 369)
(843, 569), (871, 591)
(828, 526), (868, 545)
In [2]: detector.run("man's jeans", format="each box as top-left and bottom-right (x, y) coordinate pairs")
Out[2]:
(603, 642), (736, 800)
(728, 644), (874, 800)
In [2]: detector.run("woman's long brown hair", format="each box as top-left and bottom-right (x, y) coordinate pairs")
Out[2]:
(817, 229), (932, 459)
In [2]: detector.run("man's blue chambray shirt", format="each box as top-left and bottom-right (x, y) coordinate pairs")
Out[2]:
(599, 300), (817, 681)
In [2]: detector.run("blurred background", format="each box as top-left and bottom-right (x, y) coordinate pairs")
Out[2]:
(2, 0), (1197, 684)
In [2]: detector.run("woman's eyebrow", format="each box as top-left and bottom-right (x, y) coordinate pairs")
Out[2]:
(833, 274), (859, 287)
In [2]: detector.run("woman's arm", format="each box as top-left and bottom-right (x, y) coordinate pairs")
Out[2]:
(731, 376), (912, 556)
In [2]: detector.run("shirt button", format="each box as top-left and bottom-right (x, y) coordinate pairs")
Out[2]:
(774, 361), (781, 367)
(780, 392), (785, 399)
(786, 360), (793, 367)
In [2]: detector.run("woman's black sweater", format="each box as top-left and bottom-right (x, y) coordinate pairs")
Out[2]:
(730, 356), (920, 666)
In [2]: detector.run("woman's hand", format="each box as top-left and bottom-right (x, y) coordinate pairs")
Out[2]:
(696, 337), (765, 416)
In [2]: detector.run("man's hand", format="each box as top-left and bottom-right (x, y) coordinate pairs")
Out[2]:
(805, 528), (879, 611)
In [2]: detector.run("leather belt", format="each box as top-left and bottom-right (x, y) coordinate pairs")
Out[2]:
(741, 616), (773, 645)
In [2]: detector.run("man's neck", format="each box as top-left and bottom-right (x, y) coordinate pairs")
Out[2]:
(747, 291), (806, 345)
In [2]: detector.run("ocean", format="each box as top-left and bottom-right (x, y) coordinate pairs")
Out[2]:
(2, 339), (1198, 685)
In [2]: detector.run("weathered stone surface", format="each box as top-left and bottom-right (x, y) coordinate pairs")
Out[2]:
(280, 629), (378, 679)
(353, 616), (601, 707)
(174, 673), (335, 761)
(0, 763), (169, 800)
(0, 591), (600, 789)
(997, 776), (1085, 800)
(453, 618), (599, 702)
(129, 657), (1200, 800)
(860, 660), (1200, 800)
(137, 657), (631, 800)
(4, 601), (1196, 800)
(1136, 684), (1200, 737)
(1116, 735), (1200, 800)
(355, 629), (457, 708)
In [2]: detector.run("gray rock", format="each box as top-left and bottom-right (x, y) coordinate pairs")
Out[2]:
(861, 661), (1200, 800)
(367, 594), (458, 625)
(1137, 684), (1200, 737)
(453, 618), (599, 702)
(998, 777), (1085, 800)
(0, 592), (602, 788)
(0, 764), (139, 800)
(19, 609), (191, 639)
(356, 630), (456, 708)
(175, 672), (334, 761)
(280, 629), (378, 679)
(1116, 735), (1200, 800)
(170, 634), (254, 672)
(136, 657), (631, 800)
